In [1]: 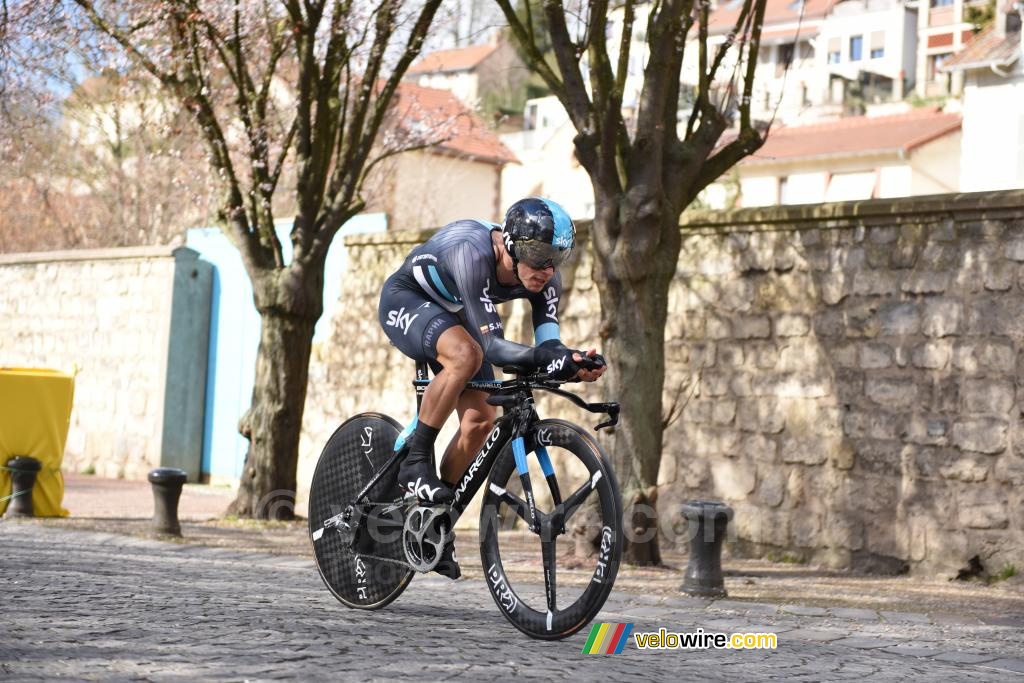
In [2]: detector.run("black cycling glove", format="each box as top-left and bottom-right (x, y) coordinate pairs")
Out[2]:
(532, 339), (580, 380)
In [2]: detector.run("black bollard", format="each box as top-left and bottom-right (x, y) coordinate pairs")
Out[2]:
(5, 456), (42, 517)
(148, 467), (188, 536)
(680, 500), (734, 598)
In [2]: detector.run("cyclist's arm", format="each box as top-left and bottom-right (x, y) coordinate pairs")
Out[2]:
(527, 271), (562, 345)
(446, 242), (537, 367)
(525, 271), (606, 378)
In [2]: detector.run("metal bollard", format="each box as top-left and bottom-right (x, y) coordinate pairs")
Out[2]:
(148, 467), (188, 536)
(680, 499), (734, 598)
(5, 456), (42, 517)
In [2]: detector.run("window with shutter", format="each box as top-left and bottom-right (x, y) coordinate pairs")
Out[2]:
(870, 31), (885, 59)
(828, 37), (841, 64)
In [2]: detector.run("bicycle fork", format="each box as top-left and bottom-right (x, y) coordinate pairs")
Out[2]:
(507, 409), (568, 627)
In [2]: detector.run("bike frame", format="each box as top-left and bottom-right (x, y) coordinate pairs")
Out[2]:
(350, 360), (618, 532)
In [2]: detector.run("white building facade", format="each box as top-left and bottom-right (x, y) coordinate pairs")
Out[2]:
(944, 7), (1024, 191)
(499, 96), (595, 220)
(818, 0), (918, 107)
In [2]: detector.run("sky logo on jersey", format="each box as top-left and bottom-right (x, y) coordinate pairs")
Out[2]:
(543, 285), (558, 322)
(386, 307), (418, 335)
(581, 623), (634, 654)
(480, 279), (495, 312)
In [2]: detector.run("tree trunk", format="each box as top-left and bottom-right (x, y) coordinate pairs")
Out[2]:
(227, 299), (317, 520)
(593, 205), (680, 566)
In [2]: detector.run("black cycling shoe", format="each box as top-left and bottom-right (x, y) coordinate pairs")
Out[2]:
(435, 540), (461, 580)
(397, 450), (454, 504)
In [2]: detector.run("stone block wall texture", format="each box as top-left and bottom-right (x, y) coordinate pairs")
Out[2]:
(302, 191), (1024, 577)
(0, 246), (179, 480)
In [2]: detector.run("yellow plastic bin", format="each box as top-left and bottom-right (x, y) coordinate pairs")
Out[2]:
(0, 368), (74, 517)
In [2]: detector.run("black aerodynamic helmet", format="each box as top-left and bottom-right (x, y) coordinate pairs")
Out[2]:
(500, 197), (576, 270)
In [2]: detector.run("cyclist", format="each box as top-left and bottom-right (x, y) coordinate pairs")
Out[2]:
(378, 197), (606, 575)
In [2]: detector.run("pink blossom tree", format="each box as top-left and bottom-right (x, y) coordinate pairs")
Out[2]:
(10, 0), (447, 517)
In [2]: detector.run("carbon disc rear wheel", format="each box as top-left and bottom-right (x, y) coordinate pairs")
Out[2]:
(308, 413), (413, 609)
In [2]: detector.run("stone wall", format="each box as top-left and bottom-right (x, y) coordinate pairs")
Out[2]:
(0, 246), (208, 480)
(301, 191), (1024, 577)
(665, 192), (1024, 577)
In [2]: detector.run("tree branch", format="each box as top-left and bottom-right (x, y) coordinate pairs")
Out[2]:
(634, 0), (687, 155)
(542, 0), (593, 133)
(690, 125), (763, 199)
(256, 2), (288, 122)
(585, 0), (628, 195)
(71, 1), (177, 86)
(683, 0), (767, 199)
(269, 116), (298, 195)
(289, 0), (326, 245)
(362, 135), (453, 179)
(686, 0), (710, 139)
(316, 0), (443, 260)
(707, 0), (754, 85)
(493, 0), (565, 100)
(163, 4), (273, 271)
(612, 0), (636, 110)
(662, 5), (694, 149)
(740, 0), (767, 132)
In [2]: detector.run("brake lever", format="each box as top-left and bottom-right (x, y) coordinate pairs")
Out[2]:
(593, 402), (619, 431)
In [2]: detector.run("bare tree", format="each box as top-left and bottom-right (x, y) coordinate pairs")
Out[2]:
(495, 0), (770, 563)
(46, 0), (446, 517)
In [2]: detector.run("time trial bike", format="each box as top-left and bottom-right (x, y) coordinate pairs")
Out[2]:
(308, 360), (623, 640)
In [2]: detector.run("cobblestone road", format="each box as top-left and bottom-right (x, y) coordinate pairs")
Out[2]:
(2, 523), (1023, 681)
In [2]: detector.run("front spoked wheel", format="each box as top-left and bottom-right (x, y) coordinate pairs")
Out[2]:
(480, 419), (623, 640)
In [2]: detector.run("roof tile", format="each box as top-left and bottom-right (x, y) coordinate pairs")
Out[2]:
(407, 44), (499, 75)
(743, 108), (962, 164)
(392, 83), (517, 164)
(942, 26), (1021, 70)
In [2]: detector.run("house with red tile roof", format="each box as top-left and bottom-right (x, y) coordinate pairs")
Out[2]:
(720, 108), (961, 206)
(942, 4), (1024, 191)
(365, 82), (517, 230)
(405, 39), (529, 114)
